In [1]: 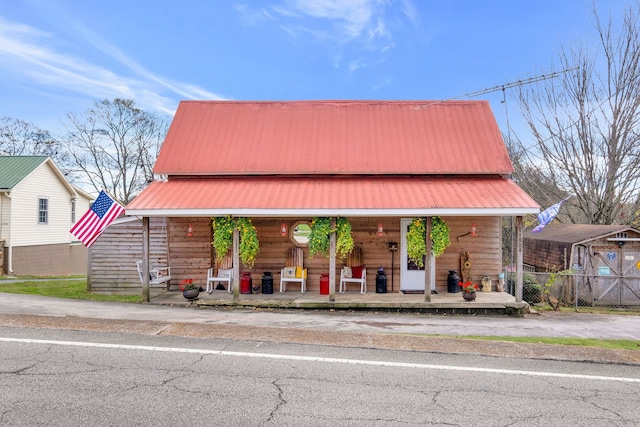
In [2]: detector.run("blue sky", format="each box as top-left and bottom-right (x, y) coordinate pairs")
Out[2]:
(0, 0), (630, 134)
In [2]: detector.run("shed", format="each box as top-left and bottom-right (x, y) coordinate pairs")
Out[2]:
(524, 224), (640, 306)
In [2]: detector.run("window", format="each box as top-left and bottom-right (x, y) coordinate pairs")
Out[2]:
(290, 221), (311, 246)
(71, 199), (76, 223)
(38, 198), (48, 224)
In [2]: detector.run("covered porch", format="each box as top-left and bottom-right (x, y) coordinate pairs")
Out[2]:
(127, 177), (536, 308)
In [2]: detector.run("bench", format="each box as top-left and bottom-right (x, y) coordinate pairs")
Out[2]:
(136, 261), (172, 288)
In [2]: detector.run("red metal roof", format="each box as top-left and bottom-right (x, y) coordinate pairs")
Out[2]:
(126, 176), (539, 217)
(153, 100), (515, 176)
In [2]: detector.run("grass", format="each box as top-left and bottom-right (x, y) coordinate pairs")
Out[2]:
(532, 302), (640, 316)
(456, 335), (640, 351)
(0, 277), (141, 303)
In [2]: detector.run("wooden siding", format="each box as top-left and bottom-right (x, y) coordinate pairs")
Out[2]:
(88, 217), (170, 295)
(523, 239), (570, 271)
(88, 215), (505, 294)
(167, 216), (504, 293)
(437, 217), (503, 289)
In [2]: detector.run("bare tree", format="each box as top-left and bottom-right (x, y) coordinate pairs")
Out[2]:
(0, 117), (69, 167)
(64, 99), (168, 204)
(516, 3), (640, 225)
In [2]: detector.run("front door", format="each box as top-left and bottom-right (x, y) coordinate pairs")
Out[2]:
(400, 218), (435, 292)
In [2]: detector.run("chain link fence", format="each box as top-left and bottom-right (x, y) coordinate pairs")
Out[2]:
(506, 272), (640, 312)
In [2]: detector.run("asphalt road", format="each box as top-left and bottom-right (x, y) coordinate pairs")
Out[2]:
(2, 326), (640, 426)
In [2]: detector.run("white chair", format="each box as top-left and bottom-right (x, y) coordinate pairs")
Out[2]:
(136, 261), (172, 288)
(206, 268), (233, 293)
(280, 268), (306, 293)
(339, 267), (367, 294)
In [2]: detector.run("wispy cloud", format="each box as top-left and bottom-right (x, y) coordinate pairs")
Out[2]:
(0, 17), (225, 116)
(236, 0), (417, 72)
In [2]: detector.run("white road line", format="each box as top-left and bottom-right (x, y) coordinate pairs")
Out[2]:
(2, 336), (638, 383)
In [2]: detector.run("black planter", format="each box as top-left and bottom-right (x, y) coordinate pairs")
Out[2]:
(182, 289), (200, 300)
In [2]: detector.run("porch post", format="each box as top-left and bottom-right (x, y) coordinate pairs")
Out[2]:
(424, 216), (432, 302)
(232, 227), (240, 302)
(329, 218), (336, 302)
(142, 216), (150, 303)
(515, 215), (523, 302)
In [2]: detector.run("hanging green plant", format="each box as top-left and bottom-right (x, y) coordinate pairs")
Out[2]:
(308, 217), (331, 258)
(407, 216), (451, 267)
(237, 217), (259, 268)
(212, 216), (235, 262)
(335, 217), (354, 259)
(431, 216), (451, 257)
(407, 217), (427, 268)
(211, 216), (260, 268)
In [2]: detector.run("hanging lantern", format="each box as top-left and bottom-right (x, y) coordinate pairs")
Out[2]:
(187, 223), (193, 237)
(377, 223), (384, 237)
(280, 222), (288, 237)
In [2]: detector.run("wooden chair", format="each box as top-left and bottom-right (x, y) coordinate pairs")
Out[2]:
(280, 247), (306, 293)
(206, 268), (233, 293)
(339, 267), (367, 294)
(136, 261), (172, 289)
(339, 247), (366, 293)
(208, 250), (234, 293)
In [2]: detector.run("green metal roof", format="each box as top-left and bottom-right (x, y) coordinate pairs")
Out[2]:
(0, 156), (48, 189)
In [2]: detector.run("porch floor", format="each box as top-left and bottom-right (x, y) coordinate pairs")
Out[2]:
(150, 289), (529, 316)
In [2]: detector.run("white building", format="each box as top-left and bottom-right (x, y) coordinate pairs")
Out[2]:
(0, 156), (94, 276)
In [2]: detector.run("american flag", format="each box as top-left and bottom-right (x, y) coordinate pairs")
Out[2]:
(70, 190), (125, 247)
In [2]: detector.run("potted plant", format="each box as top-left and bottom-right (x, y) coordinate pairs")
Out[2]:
(179, 279), (200, 300)
(460, 281), (478, 301)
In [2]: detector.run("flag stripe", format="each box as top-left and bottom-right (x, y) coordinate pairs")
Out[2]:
(70, 190), (125, 247)
(83, 204), (124, 246)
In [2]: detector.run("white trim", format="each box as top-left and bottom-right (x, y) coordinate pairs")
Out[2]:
(126, 207), (539, 217)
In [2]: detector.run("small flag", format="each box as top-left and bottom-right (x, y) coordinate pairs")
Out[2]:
(71, 190), (125, 247)
(531, 196), (570, 233)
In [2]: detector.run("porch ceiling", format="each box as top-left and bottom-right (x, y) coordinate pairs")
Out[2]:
(126, 176), (539, 217)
